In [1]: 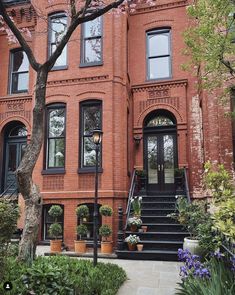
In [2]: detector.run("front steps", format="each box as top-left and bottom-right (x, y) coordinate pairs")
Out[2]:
(116, 194), (189, 261)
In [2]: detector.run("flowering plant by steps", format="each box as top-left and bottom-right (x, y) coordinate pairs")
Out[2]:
(127, 217), (142, 227)
(125, 235), (140, 245)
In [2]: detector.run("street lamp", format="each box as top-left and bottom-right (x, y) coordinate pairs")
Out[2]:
(92, 128), (103, 267)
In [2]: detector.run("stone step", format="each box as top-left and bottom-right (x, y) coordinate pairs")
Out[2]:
(116, 249), (179, 261)
(141, 208), (175, 216)
(142, 195), (177, 202)
(130, 240), (183, 251)
(139, 223), (185, 232)
(142, 201), (176, 209)
(125, 231), (189, 241)
(141, 216), (177, 224)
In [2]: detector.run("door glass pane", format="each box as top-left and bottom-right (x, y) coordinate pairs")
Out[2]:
(20, 144), (27, 160)
(147, 136), (158, 184)
(8, 144), (17, 172)
(163, 135), (174, 184)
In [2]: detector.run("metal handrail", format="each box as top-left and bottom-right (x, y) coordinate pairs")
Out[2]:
(183, 167), (191, 203)
(125, 169), (137, 229)
(0, 178), (18, 198)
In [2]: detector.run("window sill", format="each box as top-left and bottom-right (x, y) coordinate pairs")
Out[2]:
(78, 167), (103, 174)
(146, 76), (172, 82)
(41, 169), (66, 175)
(79, 62), (103, 68)
(51, 65), (68, 71)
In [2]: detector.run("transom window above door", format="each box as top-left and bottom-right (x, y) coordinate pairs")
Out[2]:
(146, 115), (175, 127)
(146, 28), (172, 80)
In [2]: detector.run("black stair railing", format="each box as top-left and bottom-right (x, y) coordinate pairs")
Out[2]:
(183, 167), (191, 203)
(0, 177), (19, 200)
(125, 168), (137, 229)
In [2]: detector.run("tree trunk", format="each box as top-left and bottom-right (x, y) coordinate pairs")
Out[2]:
(17, 67), (48, 263)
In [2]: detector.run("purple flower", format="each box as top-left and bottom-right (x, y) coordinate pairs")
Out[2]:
(200, 268), (210, 278)
(178, 248), (191, 261)
(212, 251), (224, 259)
(180, 266), (188, 278)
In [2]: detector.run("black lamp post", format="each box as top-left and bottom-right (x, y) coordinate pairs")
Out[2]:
(92, 128), (103, 267)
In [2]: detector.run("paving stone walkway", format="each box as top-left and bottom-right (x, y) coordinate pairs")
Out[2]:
(36, 246), (181, 295)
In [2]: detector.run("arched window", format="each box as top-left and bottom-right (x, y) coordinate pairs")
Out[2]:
(8, 126), (27, 137)
(79, 100), (102, 171)
(144, 111), (176, 129)
(45, 103), (66, 171)
(42, 204), (64, 241)
(48, 12), (67, 69)
(77, 203), (102, 240)
(146, 28), (171, 80)
(146, 115), (174, 127)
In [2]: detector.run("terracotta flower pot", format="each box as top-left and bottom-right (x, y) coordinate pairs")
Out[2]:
(141, 226), (148, 233)
(50, 240), (62, 253)
(128, 243), (136, 251)
(101, 241), (113, 254)
(74, 240), (86, 253)
(130, 224), (138, 232)
(137, 244), (144, 251)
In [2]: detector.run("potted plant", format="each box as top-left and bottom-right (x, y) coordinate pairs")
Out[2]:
(75, 224), (88, 253)
(128, 216), (142, 232)
(137, 243), (144, 251)
(76, 205), (89, 222)
(168, 196), (211, 255)
(48, 205), (63, 253)
(99, 224), (113, 254)
(99, 205), (113, 254)
(125, 234), (140, 251)
(131, 196), (142, 217)
(99, 205), (113, 217)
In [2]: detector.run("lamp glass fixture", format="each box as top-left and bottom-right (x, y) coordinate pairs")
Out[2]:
(92, 129), (103, 145)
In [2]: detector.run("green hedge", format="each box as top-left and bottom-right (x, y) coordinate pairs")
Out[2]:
(0, 256), (127, 295)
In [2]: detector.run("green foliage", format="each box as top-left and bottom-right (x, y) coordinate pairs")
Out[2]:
(0, 200), (19, 280)
(49, 223), (62, 239)
(0, 256), (127, 295)
(183, 0), (235, 95)
(135, 170), (146, 177)
(48, 205), (63, 219)
(204, 161), (233, 202)
(176, 257), (235, 295)
(77, 224), (88, 239)
(0, 200), (19, 244)
(99, 205), (113, 216)
(131, 196), (142, 217)
(204, 161), (235, 241)
(169, 196), (218, 253)
(76, 205), (89, 218)
(99, 225), (112, 241)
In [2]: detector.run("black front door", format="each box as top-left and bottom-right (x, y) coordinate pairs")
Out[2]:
(145, 133), (177, 193)
(4, 140), (27, 191)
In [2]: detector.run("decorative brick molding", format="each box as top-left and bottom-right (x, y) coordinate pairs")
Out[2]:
(43, 176), (64, 190)
(0, 96), (32, 124)
(132, 0), (188, 15)
(132, 79), (188, 93)
(47, 75), (109, 87)
(139, 97), (180, 113)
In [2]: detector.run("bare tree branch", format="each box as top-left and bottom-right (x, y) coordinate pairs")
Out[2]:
(0, 0), (40, 71)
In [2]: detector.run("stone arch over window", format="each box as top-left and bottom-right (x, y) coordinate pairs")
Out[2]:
(76, 203), (102, 241)
(42, 203), (64, 241)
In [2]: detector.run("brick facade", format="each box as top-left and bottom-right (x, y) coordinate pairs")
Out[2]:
(0, 0), (233, 249)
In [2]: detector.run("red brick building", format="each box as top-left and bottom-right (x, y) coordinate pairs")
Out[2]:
(0, 0), (234, 251)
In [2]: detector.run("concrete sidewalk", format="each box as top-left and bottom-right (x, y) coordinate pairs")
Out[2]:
(36, 246), (181, 295)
